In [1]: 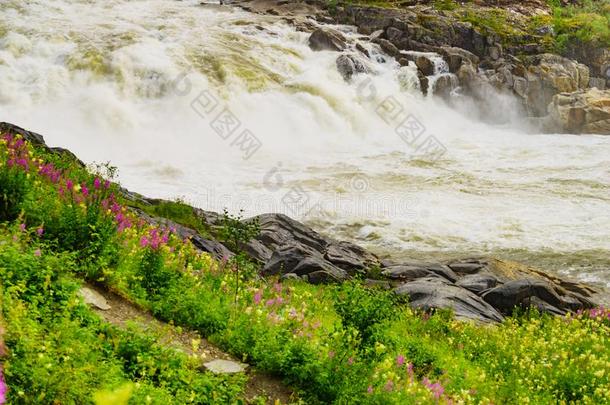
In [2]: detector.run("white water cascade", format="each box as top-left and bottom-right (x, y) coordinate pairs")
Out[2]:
(1, 0), (610, 288)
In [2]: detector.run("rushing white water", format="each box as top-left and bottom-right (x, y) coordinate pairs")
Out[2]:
(1, 0), (610, 289)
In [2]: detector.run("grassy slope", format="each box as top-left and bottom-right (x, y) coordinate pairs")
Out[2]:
(0, 133), (609, 404)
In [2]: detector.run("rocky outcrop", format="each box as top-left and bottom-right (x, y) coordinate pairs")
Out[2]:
(546, 88), (610, 134)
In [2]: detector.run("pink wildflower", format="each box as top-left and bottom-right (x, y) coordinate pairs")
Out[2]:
(93, 177), (101, 189)
(396, 354), (405, 367)
(347, 357), (354, 365)
(384, 380), (394, 392)
(0, 367), (7, 404)
(19, 223), (25, 232)
(367, 386), (373, 394)
(253, 291), (262, 305)
(34, 249), (41, 257)
(36, 227), (44, 237)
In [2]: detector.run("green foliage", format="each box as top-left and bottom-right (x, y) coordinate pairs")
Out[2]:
(0, 231), (245, 404)
(0, 165), (29, 222)
(550, 0), (610, 51)
(218, 208), (260, 305)
(142, 199), (212, 238)
(332, 281), (398, 347)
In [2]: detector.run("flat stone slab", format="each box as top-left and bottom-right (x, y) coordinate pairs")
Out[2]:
(78, 287), (111, 310)
(203, 359), (248, 374)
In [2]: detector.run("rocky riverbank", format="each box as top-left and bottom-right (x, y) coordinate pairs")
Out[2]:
(1, 121), (601, 323)
(233, 0), (610, 134)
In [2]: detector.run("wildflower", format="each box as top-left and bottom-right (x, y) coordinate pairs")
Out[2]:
(347, 357), (354, 365)
(81, 183), (89, 197)
(36, 227), (44, 237)
(93, 177), (101, 189)
(367, 386), (373, 394)
(19, 223), (25, 232)
(396, 354), (405, 367)
(384, 380), (394, 392)
(140, 236), (149, 248)
(253, 291), (262, 305)
(265, 299), (275, 307)
(34, 249), (41, 257)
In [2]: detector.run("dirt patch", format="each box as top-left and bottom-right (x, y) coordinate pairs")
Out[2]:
(85, 283), (295, 404)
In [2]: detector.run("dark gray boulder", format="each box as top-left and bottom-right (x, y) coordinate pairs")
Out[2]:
(482, 279), (565, 315)
(456, 273), (499, 294)
(395, 277), (504, 323)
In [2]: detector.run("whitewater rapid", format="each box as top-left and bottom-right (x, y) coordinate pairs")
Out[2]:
(1, 0), (610, 289)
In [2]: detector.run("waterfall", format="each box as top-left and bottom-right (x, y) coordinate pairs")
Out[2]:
(1, 0), (610, 286)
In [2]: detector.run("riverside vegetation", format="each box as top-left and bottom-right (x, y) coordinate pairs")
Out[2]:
(0, 133), (609, 404)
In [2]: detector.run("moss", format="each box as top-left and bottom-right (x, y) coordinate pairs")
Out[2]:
(130, 199), (214, 238)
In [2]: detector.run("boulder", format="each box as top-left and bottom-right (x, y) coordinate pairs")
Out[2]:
(373, 38), (399, 58)
(546, 88), (610, 134)
(456, 273), (499, 294)
(482, 279), (565, 315)
(415, 55), (435, 76)
(439, 46), (479, 73)
(524, 54), (590, 116)
(335, 54), (369, 81)
(395, 277), (504, 323)
(431, 74), (457, 98)
(308, 28), (347, 52)
(324, 240), (377, 273)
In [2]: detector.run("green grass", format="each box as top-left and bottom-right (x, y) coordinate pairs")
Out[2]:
(1, 133), (610, 404)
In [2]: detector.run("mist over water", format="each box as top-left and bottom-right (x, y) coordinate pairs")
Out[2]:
(1, 0), (610, 289)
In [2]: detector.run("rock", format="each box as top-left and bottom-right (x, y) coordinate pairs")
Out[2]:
(382, 265), (438, 281)
(448, 261), (486, 274)
(431, 74), (456, 98)
(415, 55), (435, 76)
(79, 287), (111, 311)
(482, 279), (565, 315)
(524, 54), (590, 116)
(488, 45), (502, 61)
(439, 46), (479, 72)
(203, 359), (247, 374)
(589, 77), (606, 90)
(251, 213), (379, 281)
(336, 54), (369, 81)
(546, 88), (610, 134)
(254, 213), (328, 252)
(382, 263), (458, 282)
(373, 38), (399, 58)
(355, 42), (370, 58)
(385, 26), (404, 43)
(280, 273), (301, 282)
(308, 28), (347, 52)
(324, 240), (377, 273)
(262, 244), (321, 275)
(190, 235), (235, 261)
(395, 277), (504, 323)
(456, 274), (499, 294)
